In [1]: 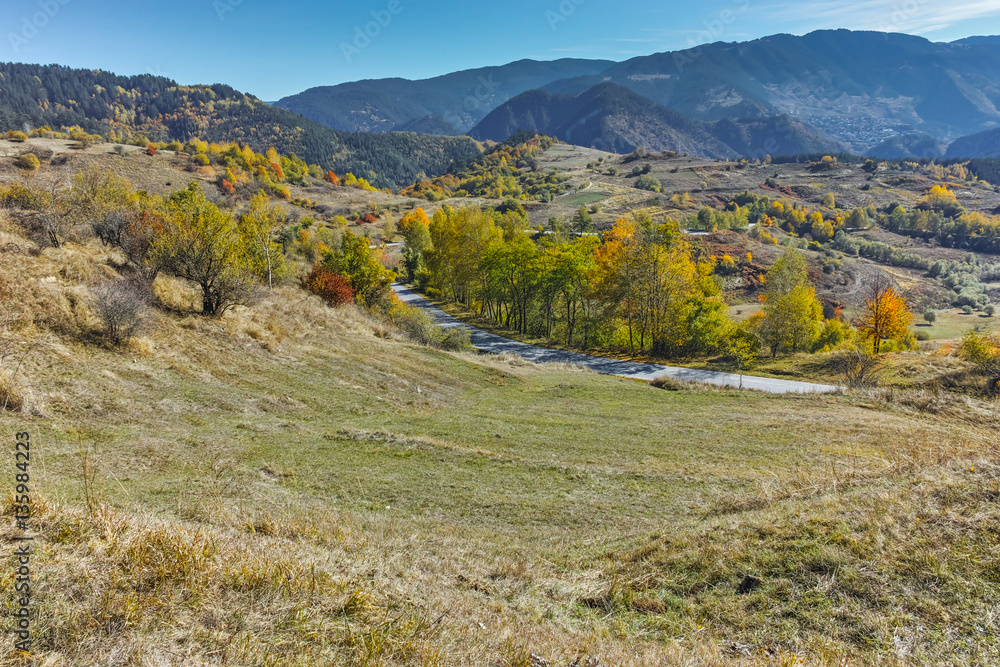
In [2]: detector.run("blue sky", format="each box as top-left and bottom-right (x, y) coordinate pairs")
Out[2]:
(5, 0), (1000, 100)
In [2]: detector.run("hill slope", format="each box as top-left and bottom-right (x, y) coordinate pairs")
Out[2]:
(0, 63), (482, 189)
(274, 58), (614, 134)
(1, 186), (998, 663)
(945, 126), (1000, 158)
(866, 132), (947, 158)
(470, 83), (843, 157)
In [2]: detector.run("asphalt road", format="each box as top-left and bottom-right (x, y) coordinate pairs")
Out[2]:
(393, 285), (839, 395)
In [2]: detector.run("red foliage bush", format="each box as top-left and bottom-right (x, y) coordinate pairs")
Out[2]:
(302, 266), (354, 307)
(146, 144), (158, 156)
(220, 179), (236, 196)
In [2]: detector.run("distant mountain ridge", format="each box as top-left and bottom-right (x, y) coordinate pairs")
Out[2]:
(470, 83), (846, 158)
(274, 59), (614, 134)
(277, 30), (1000, 158)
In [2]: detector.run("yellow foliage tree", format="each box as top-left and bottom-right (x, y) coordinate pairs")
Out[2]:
(855, 274), (913, 353)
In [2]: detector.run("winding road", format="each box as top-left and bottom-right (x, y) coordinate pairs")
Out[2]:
(393, 285), (839, 395)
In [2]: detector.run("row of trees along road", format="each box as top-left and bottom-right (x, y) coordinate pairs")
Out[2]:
(400, 205), (915, 362)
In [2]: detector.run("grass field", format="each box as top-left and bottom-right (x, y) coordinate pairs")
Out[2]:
(2, 232), (998, 663)
(915, 308), (999, 340)
(555, 190), (608, 208)
(2, 136), (1000, 665)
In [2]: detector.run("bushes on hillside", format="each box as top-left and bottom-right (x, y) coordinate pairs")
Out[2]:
(149, 183), (259, 316)
(302, 266), (354, 307)
(386, 302), (471, 351)
(15, 153), (40, 172)
(959, 330), (1000, 395)
(634, 174), (662, 193)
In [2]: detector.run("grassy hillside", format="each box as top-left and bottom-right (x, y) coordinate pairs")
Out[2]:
(0, 125), (996, 665)
(1, 197), (999, 663)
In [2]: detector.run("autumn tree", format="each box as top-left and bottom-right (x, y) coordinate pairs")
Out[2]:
(854, 273), (913, 353)
(917, 185), (963, 217)
(809, 211), (834, 242)
(150, 183), (258, 316)
(425, 207), (500, 305)
(594, 216), (726, 357)
(302, 266), (354, 306)
(572, 206), (593, 233)
(758, 250), (823, 357)
(95, 206), (164, 285)
(727, 325), (761, 376)
(399, 208), (432, 283)
(479, 232), (541, 334)
(15, 173), (69, 248)
(321, 230), (394, 306)
(237, 191), (287, 289)
(545, 237), (597, 345)
(70, 167), (136, 231)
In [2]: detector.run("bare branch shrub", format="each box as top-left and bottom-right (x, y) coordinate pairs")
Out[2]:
(832, 347), (885, 389)
(91, 280), (148, 346)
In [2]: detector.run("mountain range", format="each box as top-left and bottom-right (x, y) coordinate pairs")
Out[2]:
(276, 30), (1000, 159)
(468, 82), (846, 158)
(274, 59), (613, 135)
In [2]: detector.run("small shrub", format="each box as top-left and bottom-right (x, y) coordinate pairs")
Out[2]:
(650, 375), (684, 391)
(146, 144), (158, 156)
(302, 266), (354, 307)
(923, 309), (937, 324)
(387, 302), (471, 350)
(0, 183), (43, 210)
(914, 330), (931, 341)
(635, 174), (662, 193)
(91, 280), (148, 346)
(112, 145), (126, 156)
(0, 375), (25, 412)
(15, 153), (40, 172)
(7, 131), (27, 143)
(833, 348), (884, 388)
(986, 304), (996, 317)
(437, 327), (472, 351)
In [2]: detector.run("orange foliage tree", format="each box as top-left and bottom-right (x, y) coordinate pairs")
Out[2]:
(302, 266), (354, 306)
(854, 273), (913, 353)
(325, 171), (340, 186)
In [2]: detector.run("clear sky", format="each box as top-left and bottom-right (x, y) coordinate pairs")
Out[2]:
(4, 0), (1000, 101)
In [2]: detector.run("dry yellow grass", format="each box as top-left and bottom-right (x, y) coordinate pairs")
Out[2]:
(0, 177), (998, 665)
